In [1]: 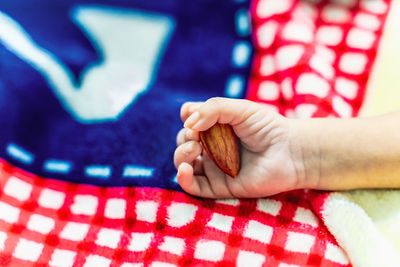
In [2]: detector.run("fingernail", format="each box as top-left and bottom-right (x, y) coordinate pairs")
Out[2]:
(190, 120), (203, 131)
(184, 111), (200, 128)
(185, 129), (192, 140)
(184, 142), (193, 154)
(185, 129), (196, 140)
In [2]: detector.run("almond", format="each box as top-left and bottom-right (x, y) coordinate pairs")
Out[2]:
(199, 123), (240, 178)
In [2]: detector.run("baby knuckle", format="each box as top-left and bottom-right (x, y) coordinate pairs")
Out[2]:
(206, 97), (223, 106)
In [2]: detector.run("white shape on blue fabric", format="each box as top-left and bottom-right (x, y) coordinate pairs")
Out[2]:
(172, 174), (178, 183)
(232, 41), (251, 68)
(0, 7), (175, 123)
(235, 9), (251, 37)
(44, 159), (72, 174)
(225, 75), (244, 98)
(84, 165), (111, 178)
(6, 143), (34, 164)
(123, 165), (154, 178)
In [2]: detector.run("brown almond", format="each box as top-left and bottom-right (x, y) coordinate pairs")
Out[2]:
(199, 123), (240, 178)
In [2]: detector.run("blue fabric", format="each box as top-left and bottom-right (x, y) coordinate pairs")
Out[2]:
(0, 0), (252, 189)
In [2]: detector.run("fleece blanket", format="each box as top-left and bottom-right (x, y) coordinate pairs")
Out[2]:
(0, 0), (393, 266)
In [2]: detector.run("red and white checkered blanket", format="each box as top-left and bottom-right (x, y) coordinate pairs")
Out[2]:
(0, 160), (347, 267)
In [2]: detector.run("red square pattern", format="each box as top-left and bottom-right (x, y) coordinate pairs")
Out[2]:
(0, 159), (350, 266)
(248, 0), (391, 118)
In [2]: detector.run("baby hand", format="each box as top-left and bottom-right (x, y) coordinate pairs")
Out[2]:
(174, 97), (305, 198)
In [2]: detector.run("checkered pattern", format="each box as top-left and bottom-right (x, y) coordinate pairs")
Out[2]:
(0, 159), (350, 266)
(248, 0), (391, 118)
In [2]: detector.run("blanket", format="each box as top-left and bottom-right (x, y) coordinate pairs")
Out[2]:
(0, 0), (393, 266)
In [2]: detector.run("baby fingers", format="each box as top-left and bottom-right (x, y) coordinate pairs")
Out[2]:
(176, 128), (200, 146)
(173, 141), (202, 169)
(180, 102), (203, 123)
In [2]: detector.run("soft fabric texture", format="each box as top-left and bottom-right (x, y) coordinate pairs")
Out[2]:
(0, 161), (349, 266)
(0, 0), (252, 187)
(248, 0), (390, 118)
(0, 0), (395, 266)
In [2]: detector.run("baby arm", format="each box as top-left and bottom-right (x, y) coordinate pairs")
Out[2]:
(291, 112), (400, 191)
